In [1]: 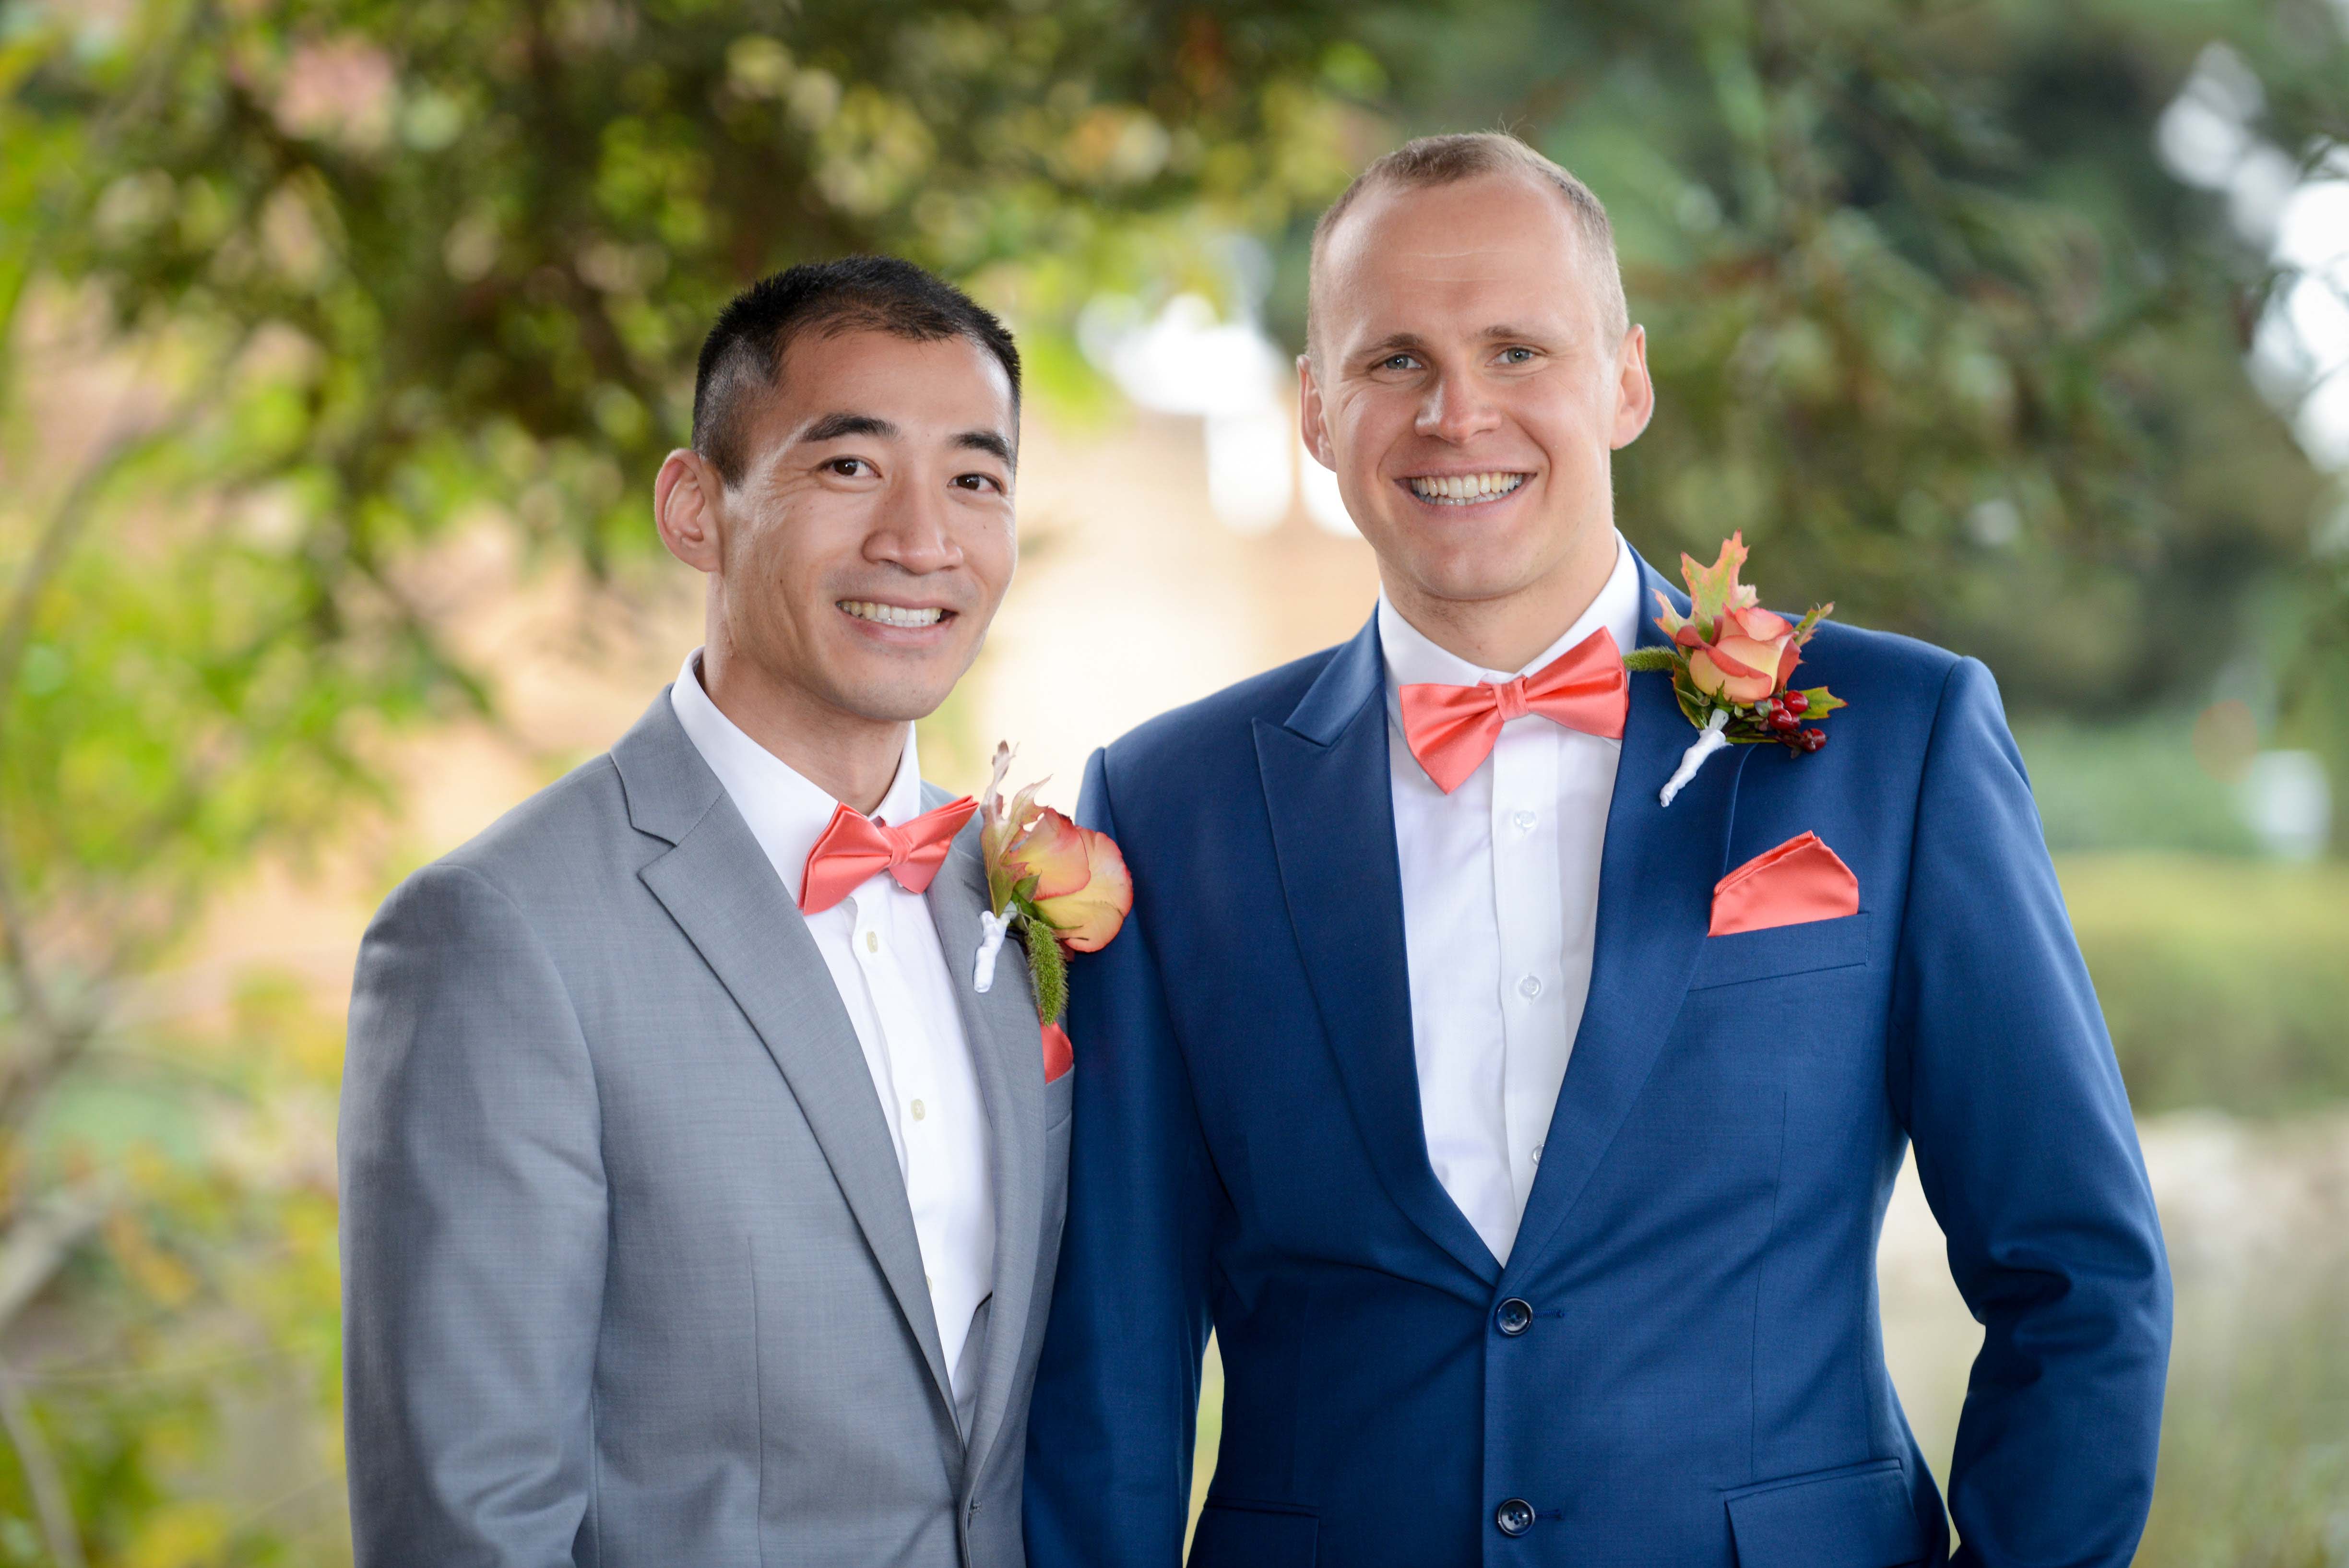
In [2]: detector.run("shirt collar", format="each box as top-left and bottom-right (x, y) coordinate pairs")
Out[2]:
(668, 648), (925, 906)
(1378, 531), (1643, 711)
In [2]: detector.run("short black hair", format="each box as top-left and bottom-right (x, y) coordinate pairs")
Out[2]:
(690, 255), (1021, 486)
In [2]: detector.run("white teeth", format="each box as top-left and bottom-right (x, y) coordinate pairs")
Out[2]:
(1408, 472), (1527, 504)
(840, 601), (945, 628)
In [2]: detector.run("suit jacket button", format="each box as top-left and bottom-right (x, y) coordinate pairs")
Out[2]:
(1495, 1297), (1533, 1336)
(1495, 1498), (1535, 1537)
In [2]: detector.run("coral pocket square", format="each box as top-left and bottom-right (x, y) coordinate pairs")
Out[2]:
(1709, 832), (1860, 937)
(1042, 1022), (1075, 1084)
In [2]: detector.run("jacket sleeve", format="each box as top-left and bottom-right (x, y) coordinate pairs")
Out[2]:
(1889, 658), (2171, 1566)
(1024, 747), (1222, 1568)
(339, 862), (607, 1568)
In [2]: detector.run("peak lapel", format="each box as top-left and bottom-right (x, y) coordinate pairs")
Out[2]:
(622, 700), (960, 1427)
(1254, 618), (1502, 1294)
(924, 818), (1048, 1487)
(1503, 559), (1751, 1278)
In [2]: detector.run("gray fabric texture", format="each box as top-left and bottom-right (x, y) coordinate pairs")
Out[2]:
(339, 692), (1072, 1568)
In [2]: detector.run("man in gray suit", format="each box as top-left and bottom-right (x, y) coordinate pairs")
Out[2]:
(340, 255), (1071, 1567)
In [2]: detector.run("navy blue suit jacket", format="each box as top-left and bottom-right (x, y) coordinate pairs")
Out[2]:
(1024, 558), (2170, 1568)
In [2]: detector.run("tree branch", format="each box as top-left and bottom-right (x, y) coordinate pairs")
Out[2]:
(0, 1351), (86, 1568)
(0, 1187), (106, 1333)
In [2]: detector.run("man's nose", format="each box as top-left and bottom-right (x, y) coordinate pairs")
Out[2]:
(865, 476), (961, 573)
(1415, 369), (1500, 443)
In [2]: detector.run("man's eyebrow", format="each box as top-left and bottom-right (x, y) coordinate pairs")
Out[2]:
(1358, 332), (1430, 361)
(955, 429), (1015, 467)
(798, 412), (898, 444)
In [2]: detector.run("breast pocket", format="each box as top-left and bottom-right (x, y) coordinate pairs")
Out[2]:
(1689, 910), (1872, 992)
(1044, 1061), (1075, 1132)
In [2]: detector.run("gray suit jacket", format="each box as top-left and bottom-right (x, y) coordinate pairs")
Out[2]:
(339, 693), (1072, 1568)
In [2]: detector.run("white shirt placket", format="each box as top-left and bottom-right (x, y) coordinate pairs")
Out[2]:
(1489, 718), (1567, 1217)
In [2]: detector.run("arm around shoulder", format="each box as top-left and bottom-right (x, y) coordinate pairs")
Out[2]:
(1890, 657), (2171, 1567)
(340, 861), (607, 1568)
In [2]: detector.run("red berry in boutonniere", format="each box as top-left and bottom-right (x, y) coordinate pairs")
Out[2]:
(1621, 532), (1848, 805)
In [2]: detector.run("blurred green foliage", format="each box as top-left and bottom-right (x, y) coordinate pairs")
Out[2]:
(2061, 854), (2349, 1114)
(2017, 716), (2262, 854)
(2140, 1242), (2349, 1567)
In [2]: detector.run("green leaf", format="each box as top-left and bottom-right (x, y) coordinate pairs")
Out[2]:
(1796, 686), (1847, 717)
(1679, 534), (1751, 627)
(1621, 645), (1682, 673)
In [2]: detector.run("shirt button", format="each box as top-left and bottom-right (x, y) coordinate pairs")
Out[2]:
(1511, 809), (1537, 832)
(1531, 1142), (1545, 1165)
(1518, 974), (1542, 999)
(865, 930), (880, 953)
(911, 1098), (926, 1121)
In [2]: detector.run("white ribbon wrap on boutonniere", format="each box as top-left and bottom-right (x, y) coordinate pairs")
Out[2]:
(972, 905), (1013, 993)
(1658, 709), (1732, 807)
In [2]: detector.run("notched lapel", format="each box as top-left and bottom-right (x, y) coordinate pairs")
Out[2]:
(632, 757), (960, 1428)
(1505, 562), (1751, 1277)
(1254, 620), (1501, 1293)
(923, 819), (1048, 1486)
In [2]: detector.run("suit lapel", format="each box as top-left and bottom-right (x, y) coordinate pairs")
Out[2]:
(614, 697), (960, 1427)
(922, 814), (1047, 1488)
(1502, 561), (1752, 1279)
(1254, 619), (1502, 1292)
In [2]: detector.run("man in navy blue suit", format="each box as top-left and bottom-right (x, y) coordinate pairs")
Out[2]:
(1023, 133), (2169, 1568)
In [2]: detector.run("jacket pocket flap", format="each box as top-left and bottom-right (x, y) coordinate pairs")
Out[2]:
(1689, 910), (1872, 992)
(1726, 1460), (1922, 1568)
(1189, 1498), (1317, 1568)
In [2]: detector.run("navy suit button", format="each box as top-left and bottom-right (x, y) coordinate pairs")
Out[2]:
(1495, 1498), (1535, 1537)
(1495, 1297), (1533, 1336)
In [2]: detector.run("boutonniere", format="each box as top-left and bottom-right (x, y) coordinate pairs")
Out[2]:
(1621, 532), (1847, 806)
(969, 742), (1133, 1025)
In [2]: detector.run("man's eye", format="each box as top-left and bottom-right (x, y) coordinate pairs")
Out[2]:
(952, 473), (1002, 493)
(827, 457), (872, 477)
(1499, 346), (1536, 364)
(1380, 354), (1419, 372)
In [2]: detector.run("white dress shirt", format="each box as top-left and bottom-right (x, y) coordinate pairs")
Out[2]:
(670, 652), (995, 1419)
(1379, 535), (1643, 1266)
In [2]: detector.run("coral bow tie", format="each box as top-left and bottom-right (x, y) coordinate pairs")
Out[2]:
(798, 796), (978, 914)
(1399, 627), (1629, 794)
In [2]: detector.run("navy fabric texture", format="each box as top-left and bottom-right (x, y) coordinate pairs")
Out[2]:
(1023, 557), (2170, 1568)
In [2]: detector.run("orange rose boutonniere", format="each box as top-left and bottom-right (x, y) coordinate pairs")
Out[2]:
(1622, 532), (1847, 805)
(970, 743), (1132, 1026)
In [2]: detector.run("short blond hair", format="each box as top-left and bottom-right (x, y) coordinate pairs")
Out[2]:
(1306, 131), (1628, 355)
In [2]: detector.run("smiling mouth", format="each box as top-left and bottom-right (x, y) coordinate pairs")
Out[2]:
(1405, 472), (1530, 505)
(839, 600), (949, 629)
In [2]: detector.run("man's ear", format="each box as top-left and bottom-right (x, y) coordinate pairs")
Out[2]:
(655, 449), (724, 573)
(1297, 355), (1337, 471)
(1610, 324), (1656, 450)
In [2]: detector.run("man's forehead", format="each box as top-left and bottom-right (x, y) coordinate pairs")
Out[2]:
(1315, 175), (1593, 343)
(736, 330), (1013, 449)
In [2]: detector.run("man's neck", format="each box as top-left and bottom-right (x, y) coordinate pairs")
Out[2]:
(1384, 532), (1619, 674)
(697, 644), (906, 817)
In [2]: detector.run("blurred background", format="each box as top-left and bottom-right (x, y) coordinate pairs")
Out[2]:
(3, 0), (2348, 1561)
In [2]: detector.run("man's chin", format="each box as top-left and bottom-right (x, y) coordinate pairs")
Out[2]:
(820, 666), (968, 728)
